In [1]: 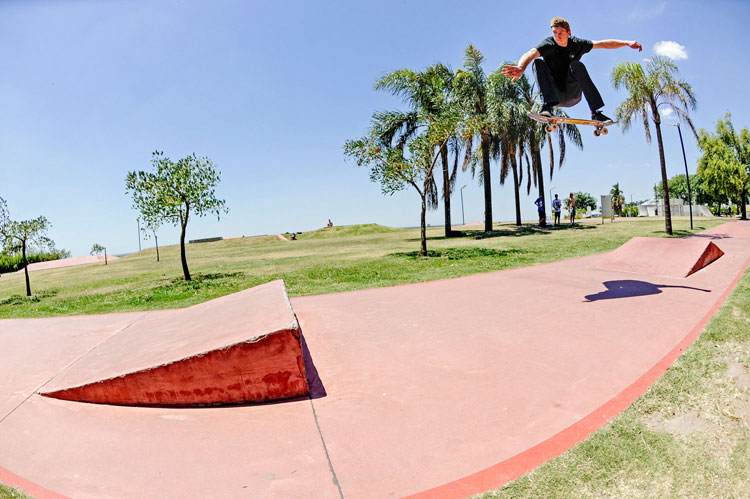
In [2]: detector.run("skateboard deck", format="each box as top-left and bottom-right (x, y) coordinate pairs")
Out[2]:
(527, 112), (616, 136)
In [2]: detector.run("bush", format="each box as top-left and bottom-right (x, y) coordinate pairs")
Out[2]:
(0, 248), (71, 273)
(622, 205), (639, 217)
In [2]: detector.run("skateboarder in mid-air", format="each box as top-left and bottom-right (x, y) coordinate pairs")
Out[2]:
(501, 17), (642, 123)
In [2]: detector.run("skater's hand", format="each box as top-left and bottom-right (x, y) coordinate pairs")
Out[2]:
(501, 64), (524, 82)
(628, 41), (642, 51)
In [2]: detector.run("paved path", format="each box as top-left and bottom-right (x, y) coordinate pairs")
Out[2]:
(1, 222), (748, 498)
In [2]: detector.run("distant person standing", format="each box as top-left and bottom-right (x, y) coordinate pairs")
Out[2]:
(327, 219), (333, 228)
(534, 195), (545, 226)
(552, 194), (562, 225)
(568, 192), (577, 225)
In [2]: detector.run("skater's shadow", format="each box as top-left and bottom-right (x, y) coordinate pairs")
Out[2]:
(584, 279), (710, 302)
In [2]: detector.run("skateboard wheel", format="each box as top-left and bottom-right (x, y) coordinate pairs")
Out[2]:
(594, 129), (601, 137)
(545, 125), (552, 134)
(550, 123), (559, 132)
(601, 127), (608, 135)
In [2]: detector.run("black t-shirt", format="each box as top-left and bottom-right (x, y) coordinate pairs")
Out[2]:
(535, 36), (593, 88)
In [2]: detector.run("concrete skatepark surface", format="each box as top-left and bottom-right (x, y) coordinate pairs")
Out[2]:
(20, 255), (119, 273)
(1, 222), (749, 498)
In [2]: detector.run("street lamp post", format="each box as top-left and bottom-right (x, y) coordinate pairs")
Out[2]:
(549, 185), (556, 221)
(460, 185), (467, 226)
(136, 217), (142, 251)
(668, 122), (693, 230)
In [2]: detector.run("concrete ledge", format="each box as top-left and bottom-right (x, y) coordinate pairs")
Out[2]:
(40, 280), (309, 406)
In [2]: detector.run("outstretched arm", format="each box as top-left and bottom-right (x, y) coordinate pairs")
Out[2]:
(501, 48), (540, 82)
(592, 39), (642, 51)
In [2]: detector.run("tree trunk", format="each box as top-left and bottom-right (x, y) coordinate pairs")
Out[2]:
(511, 151), (522, 226)
(440, 144), (453, 237)
(22, 243), (31, 297)
(654, 120), (673, 235)
(104, 248), (107, 265)
(537, 163), (546, 227)
(180, 223), (191, 280)
(481, 132), (493, 232)
(179, 208), (191, 280)
(741, 188), (748, 220)
(155, 234), (160, 262)
(420, 196), (427, 257)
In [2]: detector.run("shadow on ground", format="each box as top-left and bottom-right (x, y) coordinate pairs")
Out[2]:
(584, 280), (711, 302)
(391, 248), (525, 260)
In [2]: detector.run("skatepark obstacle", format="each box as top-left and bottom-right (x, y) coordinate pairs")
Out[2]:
(591, 236), (725, 278)
(40, 280), (309, 406)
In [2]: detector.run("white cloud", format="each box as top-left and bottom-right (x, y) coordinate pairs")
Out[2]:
(626, 2), (667, 21)
(654, 41), (688, 60)
(660, 108), (674, 118)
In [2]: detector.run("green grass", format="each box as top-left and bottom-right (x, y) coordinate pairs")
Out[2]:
(0, 484), (32, 499)
(0, 217), (727, 318)
(476, 257), (750, 498)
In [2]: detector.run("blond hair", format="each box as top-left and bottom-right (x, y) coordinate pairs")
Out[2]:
(550, 17), (570, 32)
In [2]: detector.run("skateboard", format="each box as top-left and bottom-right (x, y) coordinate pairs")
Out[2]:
(527, 112), (616, 137)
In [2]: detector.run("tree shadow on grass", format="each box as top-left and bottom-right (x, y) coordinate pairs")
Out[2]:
(391, 247), (525, 260)
(165, 271), (246, 286)
(465, 224), (595, 240)
(407, 224), (595, 242)
(123, 272), (249, 306)
(0, 289), (59, 306)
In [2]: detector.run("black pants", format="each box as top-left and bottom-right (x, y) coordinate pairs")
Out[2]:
(533, 59), (604, 111)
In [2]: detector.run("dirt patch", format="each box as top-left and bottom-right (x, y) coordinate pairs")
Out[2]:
(644, 410), (710, 435)
(726, 358), (750, 390)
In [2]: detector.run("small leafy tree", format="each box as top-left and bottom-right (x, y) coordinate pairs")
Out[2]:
(126, 151), (228, 281)
(345, 109), (461, 256)
(564, 192), (597, 212)
(610, 183), (625, 216)
(90, 243), (108, 265)
(697, 114), (750, 220)
(0, 208), (52, 296)
(141, 222), (161, 262)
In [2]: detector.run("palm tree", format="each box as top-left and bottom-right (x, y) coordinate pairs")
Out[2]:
(488, 69), (526, 225)
(374, 64), (460, 237)
(612, 56), (697, 235)
(610, 182), (625, 216)
(454, 45), (495, 232)
(513, 76), (582, 227)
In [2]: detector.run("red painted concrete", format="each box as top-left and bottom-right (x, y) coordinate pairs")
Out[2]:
(40, 280), (309, 406)
(591, 236), (724, 277)
(0, 222), (748, 498)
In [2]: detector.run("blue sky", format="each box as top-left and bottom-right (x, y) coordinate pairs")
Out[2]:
(1, 0), (748, 257)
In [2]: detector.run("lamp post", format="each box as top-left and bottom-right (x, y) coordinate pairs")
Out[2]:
(549, 185), (556, 221)
(136, 217), (142, 251)
(667, 122), (693, 229)
(460, 185), (467, 226)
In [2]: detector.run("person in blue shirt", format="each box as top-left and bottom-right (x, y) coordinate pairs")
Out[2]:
(502, 17), (642, 122)
(534, 195), (545, 226)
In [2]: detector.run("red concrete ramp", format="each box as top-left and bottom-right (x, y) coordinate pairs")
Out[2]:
(40, 280), (309, 406)
(591, 237), (724, 278)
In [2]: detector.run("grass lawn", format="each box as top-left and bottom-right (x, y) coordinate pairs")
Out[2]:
(0, 484), (31, 499)
(0, 216), (746, 498)
(0, 217), (727, 318)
